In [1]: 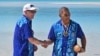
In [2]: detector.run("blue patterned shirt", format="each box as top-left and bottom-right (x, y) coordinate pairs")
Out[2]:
(48, 20), (84, 56)
(13, 15), (34, 56)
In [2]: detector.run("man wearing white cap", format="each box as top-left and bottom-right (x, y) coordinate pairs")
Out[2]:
(13, 3), (44, 56)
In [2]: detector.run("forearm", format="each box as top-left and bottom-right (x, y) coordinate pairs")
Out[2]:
(28, 37), (43, 45)
(45, 39), (53, 45)
(81, 36), (86, 50)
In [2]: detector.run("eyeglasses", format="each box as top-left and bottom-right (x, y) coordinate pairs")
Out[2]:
(27, 10), (36, 13)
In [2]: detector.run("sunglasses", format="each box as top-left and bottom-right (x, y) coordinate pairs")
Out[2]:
(27, 10), (36, 13)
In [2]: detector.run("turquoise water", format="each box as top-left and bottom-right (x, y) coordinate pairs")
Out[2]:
(0, 3), (100, 56)
(0, 5), (100, 33)
(0, 0), (100, 2)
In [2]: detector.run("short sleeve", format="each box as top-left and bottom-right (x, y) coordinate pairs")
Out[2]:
(48, 26), (56, 41)
(24, 23), (33, 39)
(76, 24), (85, 38)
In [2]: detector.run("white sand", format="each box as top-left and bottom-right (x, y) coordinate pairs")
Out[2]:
(0, 32), (100, 56)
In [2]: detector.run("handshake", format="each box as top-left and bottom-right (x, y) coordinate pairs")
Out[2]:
(40, 40), (49, 48)
(33, 38), (53, 52)
(39, 40), (52, 48)
(34, 40), (50, 52)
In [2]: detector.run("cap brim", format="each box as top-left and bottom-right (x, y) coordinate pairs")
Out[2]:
(28, 7), (37, 11)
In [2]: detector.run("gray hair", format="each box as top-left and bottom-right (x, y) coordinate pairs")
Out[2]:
(59, 7), (70, 16)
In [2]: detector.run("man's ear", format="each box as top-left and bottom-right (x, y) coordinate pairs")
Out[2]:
(24, 11), (27, 14)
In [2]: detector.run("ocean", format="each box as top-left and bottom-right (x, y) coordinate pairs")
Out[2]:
(0, 0), (100, 2)
(0, 2), (100, 56)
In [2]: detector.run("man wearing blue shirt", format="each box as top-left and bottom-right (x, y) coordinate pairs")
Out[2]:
(13, 3), (44, 56)
(42, 7), (86, 56)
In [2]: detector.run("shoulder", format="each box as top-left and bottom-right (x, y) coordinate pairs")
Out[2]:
(50, 20), (62, 31)
(52, 20), (61, 27)
(16, 16), (28, 27)
(70, 20), (80, 27)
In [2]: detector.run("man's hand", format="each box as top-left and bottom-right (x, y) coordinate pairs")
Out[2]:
(75, 47), (85, 53)
(73, 45), (85, 53)
(79, 47), (85, 53)
(40, 39), (53, 48)
(34, 45), (38, 52)
(41, 40), (48, 48)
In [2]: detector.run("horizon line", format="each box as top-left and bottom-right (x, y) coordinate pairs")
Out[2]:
(0, 2), (100, 7)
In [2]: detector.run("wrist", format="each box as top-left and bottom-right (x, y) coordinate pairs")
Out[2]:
(81, 47), (85, 52)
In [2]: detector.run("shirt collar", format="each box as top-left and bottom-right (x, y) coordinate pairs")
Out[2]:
(23, 15), (32, 22)
(59, 19), (72, 26)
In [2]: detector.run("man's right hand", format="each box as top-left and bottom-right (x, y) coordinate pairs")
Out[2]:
(41, 40), (48, 48)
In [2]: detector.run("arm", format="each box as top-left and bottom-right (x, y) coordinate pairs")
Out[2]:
(45, 39), (53, 45)
(80, 36), (86, 52)
(28, 37), (44, 45)
(41, 39), (53, 48)
(24, 23), (44, 45)
(76, 24), (86, 53)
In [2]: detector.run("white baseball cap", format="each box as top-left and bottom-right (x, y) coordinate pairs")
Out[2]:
(23, 3), (37, 12)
